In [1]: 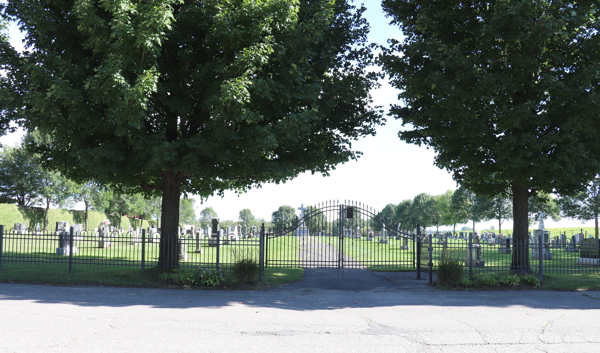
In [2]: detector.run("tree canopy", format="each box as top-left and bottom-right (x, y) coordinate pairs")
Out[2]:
(558, 177), (600, 238)
(382, 0), (600, 270)
(1, 0), (382, 268)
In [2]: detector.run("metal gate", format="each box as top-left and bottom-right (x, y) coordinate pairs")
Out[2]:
(265, 200), (415, 270)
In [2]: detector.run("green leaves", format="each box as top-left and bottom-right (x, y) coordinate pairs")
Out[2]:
(381, 0), (600, 199)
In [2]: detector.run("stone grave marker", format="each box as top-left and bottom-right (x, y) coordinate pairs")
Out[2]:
(55, 222), (77, 255)
(98, 225), (112, 248)
(13, 223), (26, 234)
(379, 224), (388, 244)
(498, 237), (511, 254)
(179, 235), (189, 261)
(208, 219), (220, 246)
(566, 236), (579, 253)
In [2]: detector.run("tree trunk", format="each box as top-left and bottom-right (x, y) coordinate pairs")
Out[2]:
(472, 219), (475, 234)
(498, 218), (502, 235)
(158, 171), (182, 270)
(595, 212), (598, 239)
(84, 200), (89, 231)
(453, 223), (456, 237)
(511, 183), (531, 272)
(44, 198), (50, 231)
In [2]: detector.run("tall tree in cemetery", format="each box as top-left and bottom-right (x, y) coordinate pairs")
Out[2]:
(557, 176), (600, 238)
(198, 207), (218, 229)
(528, 192), (561, 226)
(0, 145), (41, 206)
(271, 205), (298, 233)
(395, 199), (414, 233)
(1, 0), (382, 268)
(238, 208), (256, 229)
(484, 195), (512, 236)
(451, 186), (490, 234)
(381, 0), (600, 270)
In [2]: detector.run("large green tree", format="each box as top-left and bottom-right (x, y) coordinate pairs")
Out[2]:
(238, 208), (256, 229)
(410, 193), (435, 232)
(483, 195), (512, 236)
(198, 207), (218, 229)
(178, 198), (196, 226)
(0, 145), (41, 206)
(381, 0), (600, 270)
(558, 177), (600, 238)
(271, 205), (297, 233)
(395, 199), (414, 233)
(451, 186), (491, 234)
(1, 0), (382, 268)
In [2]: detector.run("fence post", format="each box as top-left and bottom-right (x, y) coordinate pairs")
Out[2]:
(0, 225), (4, 271)
(428, 233), (433, 284)
(259, 223), (265, 280)
(416, 224), (421, 280)
(539, 233), (544, 281)
(212, 218), (220, 270)
(141, 229), (146, 274)
(468, 232), (473, 280)
(68, 226), (74, 274)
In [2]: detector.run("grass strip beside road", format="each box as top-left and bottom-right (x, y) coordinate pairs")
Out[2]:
(0, 264), (304, 290)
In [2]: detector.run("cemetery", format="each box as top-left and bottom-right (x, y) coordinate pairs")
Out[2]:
(1, 202), (600, 285)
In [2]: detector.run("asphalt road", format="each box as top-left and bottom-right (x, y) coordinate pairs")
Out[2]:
(1, 269), (599, 352)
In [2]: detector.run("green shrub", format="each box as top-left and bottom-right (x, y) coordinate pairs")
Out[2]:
(199, 269), (224, 287)
(480, 274), (499, 287)
(158, 270), (199, 285)
(460, 278), (473, 287)
(522, 274), (541, 287)
(500, 274), (520, 287)
(437, 258), (464, 286)
(230, 247), (259, 284)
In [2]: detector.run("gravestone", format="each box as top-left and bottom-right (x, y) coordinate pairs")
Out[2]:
(532, 229), (552, 260)
(498, 237), (511, 254)
(252, 226), (257, 237)
(195, 230), (204, 253)
(379, 223), (389, 244)
(577, 238), (600, 265)
(459, 232), (464, 239)
(566, 236), (579, 253)
(580, 238), (600, 259)
(228, 225), (239, 242)
(179, 235), (188, 261)
(367, 231), (374, 241)
(400, 237), (409, 250)
(559, 234), (566, 247)
(56, 222), (77, 255)
(98, 225), (112, 248)
(208, 219), (220, 247)
(130, 228), (140, 244)
(13, 223), (26, 234)
(468, 244), (485, 267)
(72, 224), (82, 239)
(35, 222), (41, 233)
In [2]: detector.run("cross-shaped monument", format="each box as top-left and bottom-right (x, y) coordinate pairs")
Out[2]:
(297, 204), (308, 220)
(296, 204), (309, 236)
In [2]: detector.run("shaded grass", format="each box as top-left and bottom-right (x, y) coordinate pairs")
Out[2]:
(540, 273), (600, 291)
(0, 263), (304, 290)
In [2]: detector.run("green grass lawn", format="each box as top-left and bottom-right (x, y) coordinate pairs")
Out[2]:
(0, 262), (304, 290)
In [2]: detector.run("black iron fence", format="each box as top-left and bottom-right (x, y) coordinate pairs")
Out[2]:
(1, 223), (599, 284)
(0, 225), (265, 276)
(417, 231), (600, 283)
